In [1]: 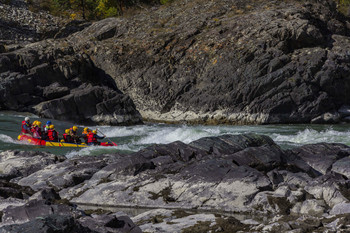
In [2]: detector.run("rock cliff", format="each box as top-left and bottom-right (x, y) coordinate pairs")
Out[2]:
(1, 0), (350, 124)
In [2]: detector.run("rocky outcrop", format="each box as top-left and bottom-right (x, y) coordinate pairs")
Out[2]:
(0, 0), (62, 46)
(0, 1), (142, 126)
(67, 0), (350, 124)
(0, 40), (142, 125)
(2, 134), (350, 231)
(1, 0), (350, 124)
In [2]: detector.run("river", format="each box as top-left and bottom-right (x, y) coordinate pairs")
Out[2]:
(1, 111), (350, 158)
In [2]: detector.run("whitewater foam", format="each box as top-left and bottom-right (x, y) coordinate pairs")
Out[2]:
(272, 127), (350, 146)
(0, 111), (38, 118)
(65, 145), (120, 159)
(0, 134), (23, 145)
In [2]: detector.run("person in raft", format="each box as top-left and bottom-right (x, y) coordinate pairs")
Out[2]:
(81, 127), (91, 144)
(44, 121), (52, 133)
(21, 117), (32, 136)
(69, 126), (81, 143)
(47, 125), (59, 142)
(31, 121), (42, 139)
(87, 130), (105, 146)
(62, 129), (73, 143)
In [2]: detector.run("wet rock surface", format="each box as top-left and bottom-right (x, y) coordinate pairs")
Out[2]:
(1, 134), (350, 232)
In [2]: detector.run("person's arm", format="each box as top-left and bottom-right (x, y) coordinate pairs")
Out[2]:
(23, 124), (31, 131)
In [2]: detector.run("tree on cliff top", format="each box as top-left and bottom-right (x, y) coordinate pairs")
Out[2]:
(29, 0), (170, 20)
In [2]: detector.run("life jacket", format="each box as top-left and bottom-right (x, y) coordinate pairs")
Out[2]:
(63, 133), (68, 141)
(63, 133), (72, 143)
(82, 130), (91, 139)
(47, 129), (58, 141)
(32, 126), (42, 139)
(87, 133), (97, 143)
(69, 128), (77, 136)
(21, 121), (31, 134)
(36, 127), (42, 137)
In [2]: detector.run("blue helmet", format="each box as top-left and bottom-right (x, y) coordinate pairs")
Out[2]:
(46, 121), (52, 125)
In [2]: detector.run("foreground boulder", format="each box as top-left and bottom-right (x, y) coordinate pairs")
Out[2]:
(2, 133), (350, 232)
(0, 150), (65, 180)
(11, 134), (350, 217)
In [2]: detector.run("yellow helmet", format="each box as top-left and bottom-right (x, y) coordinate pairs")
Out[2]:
(50, 125), (55, 129)
(65, 129), (70, 134)
(92, 130), (97, 134)
(83, 127), (88, 131)
(72, 126), (78, 131)
(32, 120), (37, 126)
(36, 121), (42, 127)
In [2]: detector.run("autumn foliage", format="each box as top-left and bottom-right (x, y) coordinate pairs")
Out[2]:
(28, 0), (170, 20)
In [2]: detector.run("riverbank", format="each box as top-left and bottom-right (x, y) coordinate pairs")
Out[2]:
(1, 133), (350, 232)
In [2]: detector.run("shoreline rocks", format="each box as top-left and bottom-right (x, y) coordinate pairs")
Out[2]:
(1, 133), (350, 231)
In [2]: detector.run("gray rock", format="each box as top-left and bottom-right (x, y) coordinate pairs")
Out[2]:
(291, 199), (326, 216)
(18, 154), (119, 191)
(0, 47), (143, 125)
(330, 203), (350, 215)
(0, 150), (65, 179)
(1, 200), (73, 225)
(0, 214), (93, 233)
(2, 0), (350, 124)
(304, 173), (350, 208)
(338, 105), (350, 117)
(69, 142), (272, 212)
(78, 214), (142, 233)
(224, 144), (284, 172)
(311, 112), (341, 124)
(288, 143), (350, 175)
(331, 157), (350, 179)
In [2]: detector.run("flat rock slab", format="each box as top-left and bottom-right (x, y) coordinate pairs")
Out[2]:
(331, 157), (350, 179)
(288, 143), (350, 175)
(0, 150), (65, 179)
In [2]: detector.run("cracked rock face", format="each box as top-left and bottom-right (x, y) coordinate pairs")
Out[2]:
(0, 43), (143, 125)
(69, 0), (350, 124)
(2, 134), (350, 231)
(2, 0), (350, 125)
(11, 134), (350, 216)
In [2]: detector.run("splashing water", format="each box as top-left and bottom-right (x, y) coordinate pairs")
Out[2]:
(1, 111), (350, 157)
(0, 134), (22, 144)
(272, 127), (350, 146)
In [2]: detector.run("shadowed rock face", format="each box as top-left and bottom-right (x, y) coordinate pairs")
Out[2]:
(1, 134), (350, 231)
(0, 42), (142, 125)
(69, 0), (350, 124)
(1, 0), (350, 125)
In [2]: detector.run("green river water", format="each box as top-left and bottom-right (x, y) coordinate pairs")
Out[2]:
(1, 111), (350, 158)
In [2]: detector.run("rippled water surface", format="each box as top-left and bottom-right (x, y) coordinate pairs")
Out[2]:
(1, 111), (350, 158)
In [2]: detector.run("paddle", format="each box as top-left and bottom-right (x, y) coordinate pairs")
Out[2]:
(97, 129), (115, 145)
